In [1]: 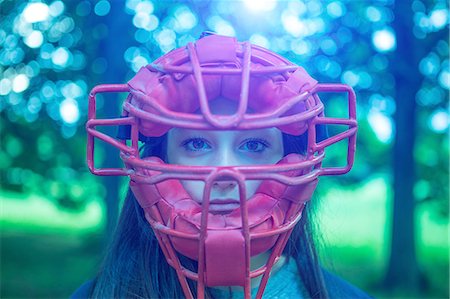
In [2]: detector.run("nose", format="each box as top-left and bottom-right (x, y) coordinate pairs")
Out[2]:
(212, 148), (239, 167)
(213, 180), (237, 192)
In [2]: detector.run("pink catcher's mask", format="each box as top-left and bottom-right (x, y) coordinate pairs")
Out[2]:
(86, 34), (357, 299)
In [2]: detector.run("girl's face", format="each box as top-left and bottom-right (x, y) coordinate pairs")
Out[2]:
(166, 99), (284, 214)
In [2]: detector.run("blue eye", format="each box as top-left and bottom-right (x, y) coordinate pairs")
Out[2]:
(239, 139), (269, 153)
(182, 138), (211, 152)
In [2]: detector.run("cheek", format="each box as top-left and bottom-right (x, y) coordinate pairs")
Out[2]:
(180, 180), (204, 203)
(245, 180), (262, 198)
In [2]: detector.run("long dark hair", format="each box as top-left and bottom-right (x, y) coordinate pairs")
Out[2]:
(90, 132), (329, 298)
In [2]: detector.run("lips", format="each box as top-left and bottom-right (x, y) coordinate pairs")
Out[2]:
(210, 198), (239, 204)
(208, 198), (240, 214)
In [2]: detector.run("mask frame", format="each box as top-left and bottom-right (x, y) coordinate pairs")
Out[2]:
(86, 35), (357, 299)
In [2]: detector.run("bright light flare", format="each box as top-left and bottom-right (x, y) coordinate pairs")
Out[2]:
(24, 30), (44, 48)
(207, 16), (235, 36)
(281, 12), (305, 37)
(59, 98), (80, 124)
(12, 74), (30, 93)
(52, 47), (70, 67)
(372, 28), (396, 52)
(23, 2), (49, 23)
(368, 110), (393, 143)
(429, 110), (449, 133)
(243, 0), (277, 12)
(430, 9), (448, 29)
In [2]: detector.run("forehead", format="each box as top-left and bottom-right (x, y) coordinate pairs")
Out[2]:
(168, 127), (282, 140)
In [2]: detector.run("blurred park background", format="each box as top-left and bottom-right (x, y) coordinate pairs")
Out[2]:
(0, 0), (448, 298)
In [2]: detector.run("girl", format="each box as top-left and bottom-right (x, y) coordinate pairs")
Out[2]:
(75, 34), (368, 298)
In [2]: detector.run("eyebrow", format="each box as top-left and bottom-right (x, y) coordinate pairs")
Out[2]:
(170, 128), (282, 141)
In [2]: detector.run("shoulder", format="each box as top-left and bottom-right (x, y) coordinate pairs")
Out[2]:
(322, 270), (374, 298)
(70, 280), (94, 299)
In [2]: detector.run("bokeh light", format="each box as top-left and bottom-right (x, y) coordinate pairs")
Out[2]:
(49, 1), (65, 17)
(327, 1), (346, 18)
(372, 28), (396, 52)
(94, 0), (111, 17)
(366, 6), (382, 22)
(243, 0), (277, 12)
(12, 74), (29, 93)
(429, 109), (449, 133)
(207, 16), (235, 37)
(282, 10), (306, 37)
(134, 0), (154, 14)
(76, 1), (91, 17)
(368, 110), (394, 143)
(59, 98), (80, 124)
(0, 78), (12, 95)
(51, 47), (71, 67)
(249, 34), (270, 48)
(438, 68), (449, 89)
(429, 9), (448, 30)
(24, 30), (44, 48)
(22, 2), (49, 23)
(173, 6), (197, 32)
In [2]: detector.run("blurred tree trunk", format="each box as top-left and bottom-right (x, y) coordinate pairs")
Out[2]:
(384, 1), (424, 292)
(99, 4), (131, 242)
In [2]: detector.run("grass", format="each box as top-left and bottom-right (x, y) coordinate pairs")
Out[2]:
(1, 231), (103, 299)
(1, 191), (105, 298)
(316, 175), (449, 298)
(1, 175), (448, 298)
(0, 191), (103, 234)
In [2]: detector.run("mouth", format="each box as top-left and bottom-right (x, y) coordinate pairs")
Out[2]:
(208, 198), (240, 214)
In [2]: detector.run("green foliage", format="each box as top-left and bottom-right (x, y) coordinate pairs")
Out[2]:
(0, 116), (103, 210)
(1, 0), (448, 215)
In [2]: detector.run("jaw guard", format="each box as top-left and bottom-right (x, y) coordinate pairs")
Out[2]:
(86, 34), (357, 298)
(130, 154), (317, 289)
